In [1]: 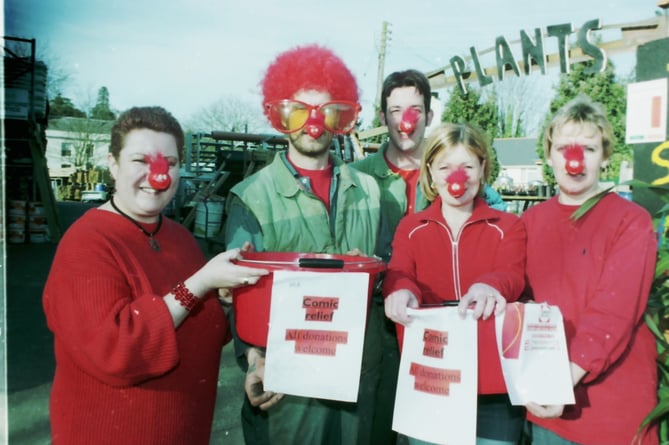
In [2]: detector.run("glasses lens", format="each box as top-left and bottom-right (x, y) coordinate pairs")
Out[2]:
(266, 101), (310, 133)
(321, 102), (358, 134)
(287, 108), (309, 132)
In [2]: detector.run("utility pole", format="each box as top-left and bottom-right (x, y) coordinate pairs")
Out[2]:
(375, 21), (390, 110)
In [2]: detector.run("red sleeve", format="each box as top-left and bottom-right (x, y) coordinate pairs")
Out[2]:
(382, 216), (423, 301)
(43, 224), (180, 387)
(570, 210), (657, 382)
(476, 215), (527, 302)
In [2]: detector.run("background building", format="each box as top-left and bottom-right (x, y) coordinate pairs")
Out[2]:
(493, 137), (543, 192)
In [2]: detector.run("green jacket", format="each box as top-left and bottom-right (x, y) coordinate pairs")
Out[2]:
(225, 151), (381, 256)
(351, 142), (429, 261)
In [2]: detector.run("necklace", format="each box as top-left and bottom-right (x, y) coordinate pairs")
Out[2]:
(110, 197), (162, 251)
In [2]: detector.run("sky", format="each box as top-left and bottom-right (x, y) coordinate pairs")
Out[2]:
(3, 0), (660, 133)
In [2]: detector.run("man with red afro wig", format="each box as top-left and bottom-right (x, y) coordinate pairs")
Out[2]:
(223, 44), (384, 445)
(261, 43), (359, 108)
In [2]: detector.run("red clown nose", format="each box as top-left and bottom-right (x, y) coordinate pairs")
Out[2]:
(305, 125), (324, 138)
(398, 108), (420, 135)
(446, 168), (468, 198)
(304, 110), (325, 138)
(564, 144), (585, 175)
(145, 153), (172, 190)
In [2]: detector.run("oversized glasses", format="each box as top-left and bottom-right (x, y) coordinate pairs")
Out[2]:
(264, 100), (361, 135)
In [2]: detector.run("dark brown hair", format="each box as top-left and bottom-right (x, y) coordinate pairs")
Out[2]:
(380, 69), (432, 116)
(110, 106), (185, 161)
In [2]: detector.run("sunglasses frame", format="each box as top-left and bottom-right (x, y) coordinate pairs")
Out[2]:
(264, 99), (361, 135)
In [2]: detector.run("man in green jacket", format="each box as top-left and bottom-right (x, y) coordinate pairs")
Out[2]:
(351, 69), (433, 445)
(352, 70), (434, 264)
(225, 44), (383, 445)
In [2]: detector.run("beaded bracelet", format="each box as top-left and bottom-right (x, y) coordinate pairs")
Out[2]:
(172, 281), (201, 311)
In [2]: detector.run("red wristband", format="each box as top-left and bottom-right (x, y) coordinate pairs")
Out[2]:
(172, 281), (201, 311)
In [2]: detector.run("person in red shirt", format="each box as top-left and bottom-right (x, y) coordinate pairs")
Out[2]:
(383, 122), (527, 445)
(522, 96), (658, 445)
(42, 106), (268, 445)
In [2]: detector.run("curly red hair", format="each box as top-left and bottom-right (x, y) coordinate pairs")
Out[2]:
(261, 44), (359, 116)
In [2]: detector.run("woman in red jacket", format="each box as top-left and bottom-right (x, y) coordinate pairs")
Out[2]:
(383, 122), (527, 445)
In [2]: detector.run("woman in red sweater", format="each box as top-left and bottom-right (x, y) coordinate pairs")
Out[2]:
(43, 106), (268, 445)
(522, 96), (658, 445)
(383, 122), (527, 445)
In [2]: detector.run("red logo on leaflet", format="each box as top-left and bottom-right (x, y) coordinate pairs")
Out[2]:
(501, 303), (525, 359)
(303, 296), (339, 322)
(410, 362), (461, 396)
(423, 328), (449, 358)
(537, 303), (551, 323)
(285, 329), (348, 356)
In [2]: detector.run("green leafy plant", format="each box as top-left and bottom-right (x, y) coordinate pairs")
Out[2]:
(640, 190), (669, 443)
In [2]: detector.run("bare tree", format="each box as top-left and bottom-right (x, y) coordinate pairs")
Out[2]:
(5, 38), (73, 102)
(54, 118), (111, 169)
(489, 76), (552, 137)
(184, 95), (267, 134)
(42, 52), (72, 101)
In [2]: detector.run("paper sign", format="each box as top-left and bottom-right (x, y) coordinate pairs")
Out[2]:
(496, 302), (575, 406)
(393, 307), (477, 445)
(263, 270), (369, 401)
(626, 78), (668, 144)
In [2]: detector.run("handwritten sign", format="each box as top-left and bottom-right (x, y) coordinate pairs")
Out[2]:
(649, 141), (669, 186)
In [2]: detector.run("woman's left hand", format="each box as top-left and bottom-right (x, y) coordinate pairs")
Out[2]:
(459, 282), (506, 320)
(526, 402), (564, 418)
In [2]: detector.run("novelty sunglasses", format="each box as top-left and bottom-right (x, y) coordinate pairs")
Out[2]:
(264, 99), (361, 134)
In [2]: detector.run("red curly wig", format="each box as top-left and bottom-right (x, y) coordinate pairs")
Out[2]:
(261, 44), (359, 116)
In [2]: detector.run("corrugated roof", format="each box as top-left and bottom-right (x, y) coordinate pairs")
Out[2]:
(48, 117), (114, 133)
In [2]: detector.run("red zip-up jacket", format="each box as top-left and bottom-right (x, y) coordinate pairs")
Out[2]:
(383, 197), (527, 394)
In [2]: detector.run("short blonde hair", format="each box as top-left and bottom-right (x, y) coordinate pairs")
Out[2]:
(543, 95), (615, 159)
(419, 122), (492, 202)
